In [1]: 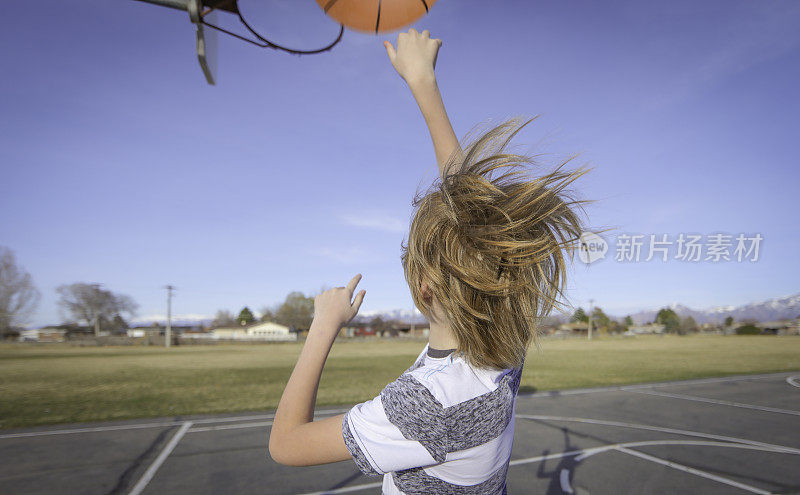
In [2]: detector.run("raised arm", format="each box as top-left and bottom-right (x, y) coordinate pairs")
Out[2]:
(268, 275), (366, 466)
(384, 29), (463, 178)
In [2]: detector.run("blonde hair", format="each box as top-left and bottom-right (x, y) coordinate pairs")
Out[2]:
(401, 116), (589, 370)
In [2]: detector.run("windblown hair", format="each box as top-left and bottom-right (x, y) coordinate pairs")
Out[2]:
(401, 116), (589, 370)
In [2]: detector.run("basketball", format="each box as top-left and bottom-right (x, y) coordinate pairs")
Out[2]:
(316, 0), (438, 34)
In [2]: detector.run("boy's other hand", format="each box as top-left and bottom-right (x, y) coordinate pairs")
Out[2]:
(312, 274), (366, 333)
(384, 28), (442, 86)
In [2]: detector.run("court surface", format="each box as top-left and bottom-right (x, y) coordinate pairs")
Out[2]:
(2, 371), (799, 494)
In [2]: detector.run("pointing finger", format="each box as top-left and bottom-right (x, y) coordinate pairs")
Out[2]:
(346, 273), (362, 295)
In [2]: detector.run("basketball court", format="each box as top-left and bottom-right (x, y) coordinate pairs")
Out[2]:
(2, 2), (798, 494)
(2, 371), (798, 494)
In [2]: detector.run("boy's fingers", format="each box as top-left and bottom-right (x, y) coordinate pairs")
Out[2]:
(383, 41), (396, 60)
(351, 289), (366, 312)
(346, 273), (362, 295)
(421, 29), (430, 38)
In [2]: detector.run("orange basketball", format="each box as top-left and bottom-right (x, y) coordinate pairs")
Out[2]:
(316, 0), (438, 34)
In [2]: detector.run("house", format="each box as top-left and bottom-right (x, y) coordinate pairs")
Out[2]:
(246, 321), (296, 341)
(625, 323), (666, 335)
(559, 322), (589, 334)
(394, 321), (430, 338)
(19, 327), (67, 342)
(127, 326), (164, 338)
(212, 321), (296, 341)
(343, 322), (376, 337)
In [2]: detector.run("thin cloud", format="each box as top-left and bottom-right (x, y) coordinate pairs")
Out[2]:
(340, 213), (408, 234)
(306, 246), (384, 264)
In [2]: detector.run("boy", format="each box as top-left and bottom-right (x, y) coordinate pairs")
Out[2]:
(269, 28), (585, 494)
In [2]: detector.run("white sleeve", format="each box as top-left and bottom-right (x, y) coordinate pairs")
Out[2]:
(342, 374), (445, 475)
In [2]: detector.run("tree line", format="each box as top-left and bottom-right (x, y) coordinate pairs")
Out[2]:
(4, 244), (760, 339)
(569, 306), (702, 335)
(210, 291), (316, 331)
(0, 245), (397, 338)
(211, 296), (400, 336)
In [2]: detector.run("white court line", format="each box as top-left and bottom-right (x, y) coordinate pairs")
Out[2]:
(295, 482), (384, 495)
(509, 448), (585, 466)
(521, 372), (794, 399)
(189, 421), (272, 433)
(128, 421), (193, 495)
(0, 409), (348, 440)
(626, 389), (800, 417)
(515, 414), (800, 454)
(615, 446), (771, 495)
(0, 421), (182, 440)
(787, 376), (800, 388)
(574, 439), (798, 461)
(507, 440), (797, 467)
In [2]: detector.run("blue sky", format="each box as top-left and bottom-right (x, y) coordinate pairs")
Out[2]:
(2, 0), (798, 327)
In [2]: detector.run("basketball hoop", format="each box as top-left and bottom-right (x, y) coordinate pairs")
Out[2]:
(133, 0), (345, 85)
(132, 0), (436, 85)
(192, 0), (344, 55)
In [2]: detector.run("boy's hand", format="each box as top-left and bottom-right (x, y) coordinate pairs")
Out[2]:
(312, 274), (366, 335)
(384, 28), (442, 86)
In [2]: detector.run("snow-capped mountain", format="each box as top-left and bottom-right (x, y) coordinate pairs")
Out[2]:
(131, 314), (212, 327)
(130, 294), (800, 328)
(355, 308), (428, 324)
(624, 294), (800, 325)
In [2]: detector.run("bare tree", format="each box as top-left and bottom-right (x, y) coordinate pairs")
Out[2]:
(370, 316), (398, 337)
(259, 305), (278, 323)
(275, 291), (315, 332)
(680, 315), (699, 334)
(0, 246), (41, 339)
(211, 309), (235, 327)
(56, 283), (138, 336)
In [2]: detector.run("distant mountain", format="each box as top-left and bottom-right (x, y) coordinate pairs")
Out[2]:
(131, 314), (212, 327)
(356, 308), (428, 325)
(129, 294), (800, 329)
(622, 294), (800, 325)
(131, 309), (429, 328)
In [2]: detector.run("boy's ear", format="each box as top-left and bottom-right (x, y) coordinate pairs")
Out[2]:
(419, 280), (432, 301)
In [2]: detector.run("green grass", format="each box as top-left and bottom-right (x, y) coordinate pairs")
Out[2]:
(1, 335), (798, 429)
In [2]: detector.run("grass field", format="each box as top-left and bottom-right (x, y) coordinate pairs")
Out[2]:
(1, 335), (799, 429)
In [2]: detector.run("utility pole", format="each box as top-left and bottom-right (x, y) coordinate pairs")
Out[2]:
(91, 283), (102, 337)
(165, 285), (175, 348)
(588, 298), (595, 341)
(410, 303), (416, 336)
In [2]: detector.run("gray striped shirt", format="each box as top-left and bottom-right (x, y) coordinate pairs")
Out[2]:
(342, 344), (523, 494)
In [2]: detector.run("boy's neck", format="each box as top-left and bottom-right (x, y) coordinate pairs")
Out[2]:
(427, 317), (458, 350)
